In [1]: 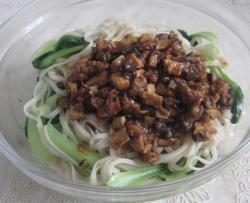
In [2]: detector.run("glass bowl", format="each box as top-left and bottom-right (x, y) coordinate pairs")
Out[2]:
(0, 0), (250, 202)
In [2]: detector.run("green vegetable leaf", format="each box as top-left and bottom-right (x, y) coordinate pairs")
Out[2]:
(32, 35), (89, 69)
(190, 32), (217, 45)
(32, 45), (86, 69)
(26, 118), (58, 162)
(32, 39), (58, 60)
(46, 123), (101, 167)
(55, 35), (89, 50)
(107, 164), (166, 187)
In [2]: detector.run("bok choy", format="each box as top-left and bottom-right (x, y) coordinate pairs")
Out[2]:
(32, 35), (89, 69)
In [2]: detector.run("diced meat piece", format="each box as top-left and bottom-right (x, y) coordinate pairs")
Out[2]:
(170, 41), (184, 56)
(91, 61), (109, 72)
(129, 134), (145, 152)
(66, 82), (78, 96)
(129, 75), (147, 96)
(114, 34), (137, 54)
(155, 120), (175, 138)
(105, 89), (121, 116)
(126, 121), (142, 137)
(156, 107), (171, 119)
(142, 92), (163, 107)
(122, 94), (141, 113)
(110, 127), (130, 150)
(111, 55), (125, 73)
(210, 78), (231, 106)
(97, 107), (109, 119)
(206, 108), (221, 119)
(142, 151), (159, 163)
(86, 71), (109, 86)
(192, 120), (217, 142)
(146, 84), (156, 93)
(94, 37), (116, 62)
(111, 73), (130, 90)
(137, 33), (156, 51)
(112, 116), (126, 130)
(69, 105), (85, 120)
(142, 143), (153, 154)
(190, 104), (204, 120)
(192, 132), (205, 142)
(145, 70), (158, 84)
(156, 83), (167, 96)
(163, 59), (184, 76)
(89, 85), (98, 96)
(57, 97), (70, 109)
(157, 138), (175, 146)
(181, 113), (195, 132)
(89, 97), (104, 109)
(139, 51), (150, 61)
(148, 51), (160, 68)
(130, 53), (144, 69)
(144, 116), (155, 128)
(175, 79), (200, 104)
(98, 87), (112, 98)
(183, 54), (206, 81)
(155, 33), (170, 50)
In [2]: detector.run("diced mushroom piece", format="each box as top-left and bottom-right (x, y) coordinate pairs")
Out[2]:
(146, 84), (156, 94)
(66, 82), (78, 96)
(112, 116), (126, 130)
(110, 127), (130, 150)
(148, 51), (160, 68)
(130, 53), (144, 69)
(69, 105), (85, 120)
(142, 92), (163, 107)
(111, 73), (130, 90)
(86, 71), (109, 86)
(156, 107), (171, 119)
(111, 55), (125, 73)
(163, 59), (184, 76)
(129, 134), (145, 152)
(57, 97), (70, 109)
(142, 151), (159, 163)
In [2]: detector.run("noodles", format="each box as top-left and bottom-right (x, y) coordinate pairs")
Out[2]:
(23, 18), (237, 186)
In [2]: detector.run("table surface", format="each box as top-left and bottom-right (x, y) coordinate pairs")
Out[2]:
(0, 0), (250, 202)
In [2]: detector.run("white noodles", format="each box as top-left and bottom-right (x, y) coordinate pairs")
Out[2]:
(23, 18), (236, 186)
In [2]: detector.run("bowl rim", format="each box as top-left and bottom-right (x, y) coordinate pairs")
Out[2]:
(0, 0), (250, 201)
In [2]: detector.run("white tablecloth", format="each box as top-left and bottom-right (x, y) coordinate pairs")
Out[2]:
(0, 0), (250, 202)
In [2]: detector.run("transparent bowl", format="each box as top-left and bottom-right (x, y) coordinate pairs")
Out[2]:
(0, 0), (250, 202)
